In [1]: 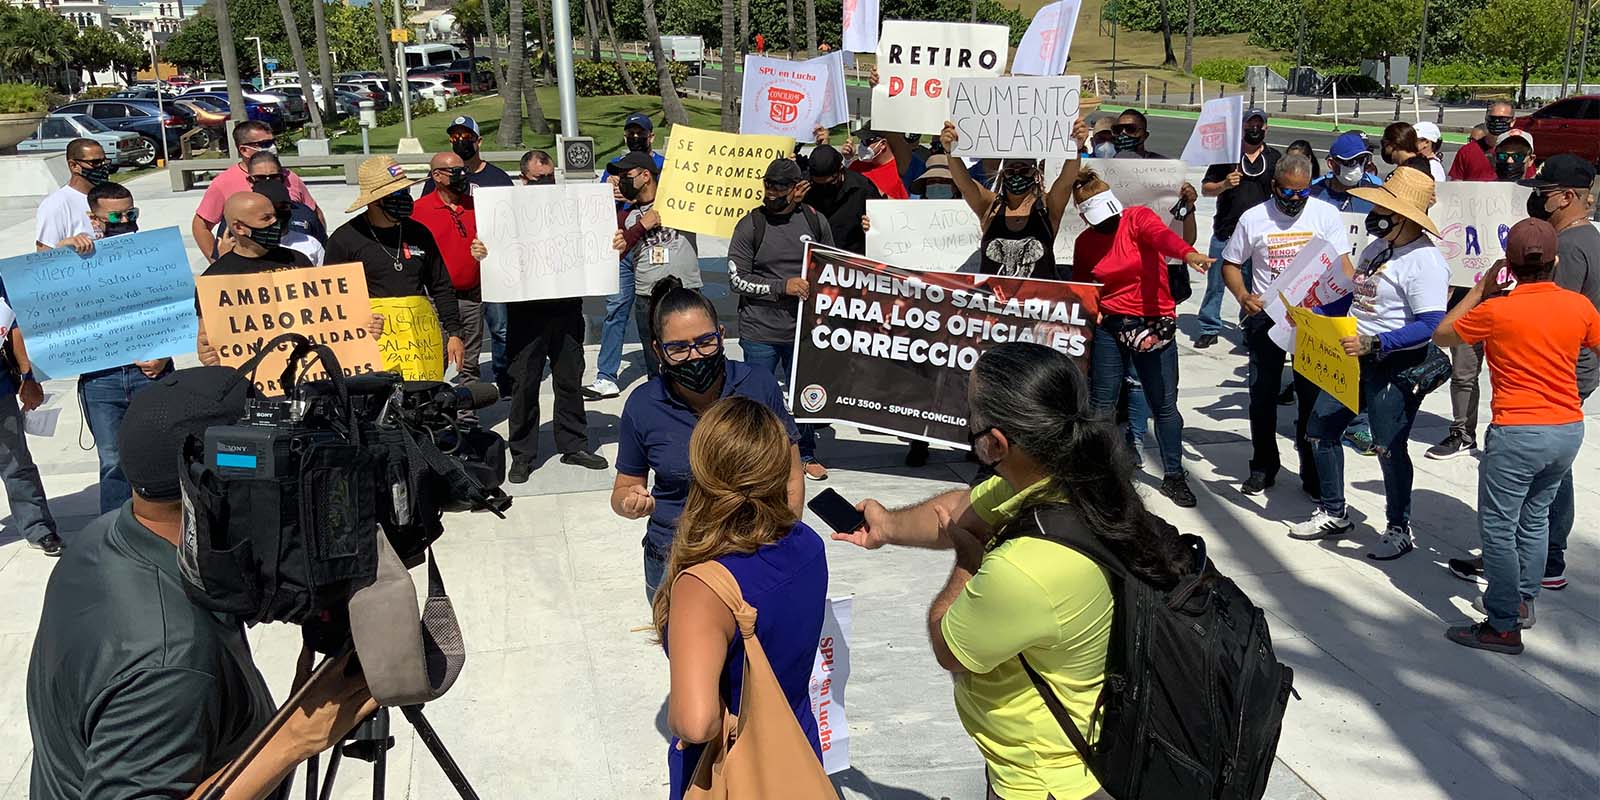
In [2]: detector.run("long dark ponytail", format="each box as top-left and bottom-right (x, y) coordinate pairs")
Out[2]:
(647, 275), (719, 342)
(972, 342), (1189, 586)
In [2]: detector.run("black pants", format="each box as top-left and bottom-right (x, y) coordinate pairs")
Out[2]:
(1242, 313), (1320, 492)
(506, 298), (588, 463)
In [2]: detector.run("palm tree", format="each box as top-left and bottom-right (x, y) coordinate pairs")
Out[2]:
(276, 0), (325, 138)
(373, 0), (400, 105)
(785, 0), (797, 58)
(534, 0), (554, 81)
(720, 0), (736, 131)
(481, 0), (507, 90)
(310, 0), (337, 122)
(1159, 0), (1177, 68)
(643, 0), (688, 124)
(805, 0), (818, 57)
(739, 0), (750, 61)
(452, 0), (485, 61)
(582, 0), (601, 62)
(500, 0), (526, 146)
(215, 0), (247, 127)
(1184, 0), (1195, 73)
(598, 0), (639, 95)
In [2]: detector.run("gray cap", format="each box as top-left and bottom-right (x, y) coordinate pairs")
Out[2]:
(764, 157), (803, 185)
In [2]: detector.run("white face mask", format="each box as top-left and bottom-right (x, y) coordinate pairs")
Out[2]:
(1335, 162), (1366, 187)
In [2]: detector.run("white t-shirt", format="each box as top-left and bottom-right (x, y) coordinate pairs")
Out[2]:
(1428, 158), (1447, 183)
(35, 184), (92, 247)
(283, 231), (325, 266)
(1222, 197), (1351, 288)
(1350, 235), (1450, 345)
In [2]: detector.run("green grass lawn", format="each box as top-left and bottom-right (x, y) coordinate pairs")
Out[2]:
(332, 88), (724, 165)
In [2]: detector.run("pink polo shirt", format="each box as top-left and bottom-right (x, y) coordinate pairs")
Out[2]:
(194, 163), (320, 224)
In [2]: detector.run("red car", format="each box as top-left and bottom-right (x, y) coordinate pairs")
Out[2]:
(1513, 95), (1600, 165)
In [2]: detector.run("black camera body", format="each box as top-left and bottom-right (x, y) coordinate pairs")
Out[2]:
(179, 334), (510, 636)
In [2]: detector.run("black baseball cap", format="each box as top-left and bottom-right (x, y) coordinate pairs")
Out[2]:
(856, 128), (886, 145)
(605, 150), (660, 177)
(764, 157), (803, 186)
(1519, 153), (1597, 189)
(120, 367), (250, 501)
(808, 145), (845, 178)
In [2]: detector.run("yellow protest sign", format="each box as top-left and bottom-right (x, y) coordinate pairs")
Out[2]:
(655, 125), (796, 239)
(370, 295), (445, 381)
(196, 262), (382, 395)
(1288, 306), (1360, 412)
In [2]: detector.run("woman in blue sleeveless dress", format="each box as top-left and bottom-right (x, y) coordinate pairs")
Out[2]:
(652, 396), (829, 798)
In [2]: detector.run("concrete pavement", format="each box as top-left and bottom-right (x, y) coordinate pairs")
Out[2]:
(0, 169), (1595, 799)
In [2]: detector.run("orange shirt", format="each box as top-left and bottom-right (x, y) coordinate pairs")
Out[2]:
(1453, 282), (1600, 426)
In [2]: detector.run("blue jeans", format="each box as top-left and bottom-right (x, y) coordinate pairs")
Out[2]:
(483, 301), (508, 392)
(1197, 236), (1251, 336)
(1478, 422), (1584, 631)
(1089, 324), (1184, 476)
(1307, 347), (1428, 528)
(643, 535), (667, 603)
(633, 296), (660, 379)
(595, 255), (638, 385)
(1544, 388), (1591, 579)
(1125, 367), (1150, 446)
(739, 339), (818, 462)
(0, 393), (55, 544)
(79, 365), (165, 514)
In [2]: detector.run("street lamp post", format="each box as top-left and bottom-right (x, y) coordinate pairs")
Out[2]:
(393, 0), (417, 148)
(245, 35), (266, 89)
(551, 0), (580, 138)
(150, 38), (171, 166)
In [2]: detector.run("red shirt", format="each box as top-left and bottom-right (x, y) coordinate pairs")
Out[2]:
(411, 191), (479, 290)
(1445, 138), (1534, 182)
(850, 158), (909, 200)
(1071, 205), (1194, 318)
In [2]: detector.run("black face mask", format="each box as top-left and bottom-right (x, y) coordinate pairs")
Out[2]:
(242, 220), (283, 249)
(618, 175), (643, 201)
(81, 162), (113, 185)
(1243, 128), (1266, 146)
(381, 193), (414, 220)
(808, 181), (841, 205)
(526, 174), (556, 186)
(451, 138), (478, 160)
(1495, 158), (1526, 182)
(662, 350), (725, 393)
(763, 193), (793, 214)
(1526, 190), (1554, 221)
(1112, 132), (1141, 152)
(1365, 210), (1396, 238)
(1273, 193), (1307, 217)
(1003, 172), (1035, 196)
(444, 167), (471, 194)
(1485, 116), (1513, 137)
(102, 222), (139, 238)
(625, 133), (650, 153)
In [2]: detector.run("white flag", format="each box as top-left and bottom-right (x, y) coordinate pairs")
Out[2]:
(740, 54), (834, 138)
(809, 596), (853, 774)
(1012, 0), (1082, 76)
(841, 0), (880, 53)
(1179, 95), (1244, 166)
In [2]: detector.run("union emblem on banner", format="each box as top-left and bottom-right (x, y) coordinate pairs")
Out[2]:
(768, 86), (805, 124)
(1199, 121), (1226, 149)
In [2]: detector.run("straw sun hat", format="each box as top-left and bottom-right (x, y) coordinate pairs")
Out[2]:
(1348, 166), (1441, 237)
(345, 155), (420, 213)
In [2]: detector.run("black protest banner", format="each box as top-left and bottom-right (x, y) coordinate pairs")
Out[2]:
(790, 245), (1101, 447)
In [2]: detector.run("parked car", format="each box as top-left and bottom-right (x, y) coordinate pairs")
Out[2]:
(411, 68), (491, 95)
(337, 71), (382, 83)
(255, 90), (309, 124)
(267, 81), (327, 106)
(1513, 95), (1600, 165)
(166, 74), (196, 89)
(110, 87), (177, 102)
(181, 92), (286, 133)
(49, 99), (194, 163)
(333, 90), (371, 118)
(18, 113), (157, 167)
(406, 77), (458, 109)
(340, 77), (419, 107)
(172, 96), (229, 150)
(334, 82), (390, 110)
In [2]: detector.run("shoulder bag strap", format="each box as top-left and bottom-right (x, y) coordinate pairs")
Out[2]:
(680, 560), (758, 638)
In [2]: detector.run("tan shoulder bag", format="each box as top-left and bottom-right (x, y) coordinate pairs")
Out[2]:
(679, 560), (840, 800)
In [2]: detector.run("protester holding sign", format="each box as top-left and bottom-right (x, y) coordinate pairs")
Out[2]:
(1221, 154), (1353, 498)
(0, 286), (60, 555)
(1196, 108), (1280, 349)
(848, 129), (911, 200)
(413, 153), (492, 402)
(251, 178), (325, 266)
(1071, 170), (1213, 507)
(805, 144), (883, 254)
(34, 138), (107, 252)
(1291, 167), (1450, 561)
(588, 113), (668, 401)
(939, 122), (1075, 279)
(609, 151), (703, 378)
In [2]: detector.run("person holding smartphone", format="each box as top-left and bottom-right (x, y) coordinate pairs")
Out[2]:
(612, 278), (805, 600)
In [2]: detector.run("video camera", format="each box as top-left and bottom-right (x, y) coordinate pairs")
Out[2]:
(179, 333), (511, 650)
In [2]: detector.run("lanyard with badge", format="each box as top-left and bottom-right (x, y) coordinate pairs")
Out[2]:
(641, 203), (669, 266)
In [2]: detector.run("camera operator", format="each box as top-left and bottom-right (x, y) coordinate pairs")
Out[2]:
(26, 367), (377, 800)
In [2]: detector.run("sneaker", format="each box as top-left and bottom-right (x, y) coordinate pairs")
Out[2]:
(1541, 574), (1568, 591)
(29, 533), (63, 558)
(1159, 475), (1198, 507)
(1472, 595), (1536, 629)
(1240, 470), (1275, 496)
(560, 451), (610, 470)
(1367, 524), (1415, 561)
(1287, 509), (1352, 540)
(804, 461), (829, 481)
(1194, 333), (1219, 349)
(905, 441), (930, 468)
(1425, 432), (1477, 461)
(508, 460), (534, 484)
(1445, 620), (1523, 654)
(1448, 556), (1485, 582)
(1343, 427), (1376, 456)
(581, 378), (621, 400)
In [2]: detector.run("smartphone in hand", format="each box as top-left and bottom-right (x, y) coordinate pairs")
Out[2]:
(807, 488), (866, 534)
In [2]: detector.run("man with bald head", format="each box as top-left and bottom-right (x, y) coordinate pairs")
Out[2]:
(1449, 101), (1516, 182)
(195, 193), (315, 366)
(413, 151), (490, 390)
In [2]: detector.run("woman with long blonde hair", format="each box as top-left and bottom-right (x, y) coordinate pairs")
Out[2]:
(654, 396), (828, 799)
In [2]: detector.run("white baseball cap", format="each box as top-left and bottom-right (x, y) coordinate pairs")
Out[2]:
(1413, 121), (1441, 144)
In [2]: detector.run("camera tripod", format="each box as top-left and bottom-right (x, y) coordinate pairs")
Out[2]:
(303, 705), (480, 800)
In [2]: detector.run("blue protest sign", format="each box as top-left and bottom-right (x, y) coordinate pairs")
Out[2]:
(0, 227), (198, 378)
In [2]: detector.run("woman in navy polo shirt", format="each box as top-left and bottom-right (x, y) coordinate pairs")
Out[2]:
(612, 277), (805, 599)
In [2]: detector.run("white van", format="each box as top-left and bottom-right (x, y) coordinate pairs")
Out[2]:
(403, 44), (462, 72)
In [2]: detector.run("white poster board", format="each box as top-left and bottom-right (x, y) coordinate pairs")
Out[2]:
(475, 184), (620, 302)
(864, 199), (982, 271)
(1259, 238), (1354, 352)
(1432, 181), (1532, 286)
(1337, 211), (1369, 260)
(1180, 95), (1244, 166)
(740, 54), (834, 138)
(1012, 0), (1082, 76)
(809, 596), (853, 775)
(1053, 158), (1187, 265)
(948, 76), (1082, 159)
(841, 0), (880, 53)
(871, 20), (1010, 134)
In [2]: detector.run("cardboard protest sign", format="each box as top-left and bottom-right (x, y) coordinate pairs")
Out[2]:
(1260, 238), (1354, 352)
(865, 199), (981, 271)
(196, 262), (382, 395)
(809, 596), (853, 774)
(740, 54), (832, 138)
(948, 76), (1082, 159)
(1433, 181), (1531, 286)
(841, 0), (880, 53)
(1338, 211), (1370, 260)
(1053, 158), (1186, 264)
(872, 20), (1010, 134)
(656, 126), (795, 239)
(476, 183), (619, 302)
(1289, 306), (1360, 411)
(369, 295), (444, 381)
(791, 244), (1100, 446)
(1180, 95), (1244, 166)
(0, 227), (197, 378)
(1012, 0), (1082, 76)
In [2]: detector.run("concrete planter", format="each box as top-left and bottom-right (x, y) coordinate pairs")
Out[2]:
(0, 111), (48, 151)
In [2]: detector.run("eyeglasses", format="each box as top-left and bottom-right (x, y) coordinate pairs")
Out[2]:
(1111, 124), (1143, 135)
(248, 172), (285, 184)
(1275, 186), (1311, 199)
(659, 331), (723, 363)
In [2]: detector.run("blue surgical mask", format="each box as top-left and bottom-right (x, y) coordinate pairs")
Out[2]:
(1093, 141), (1118, 159)
(923, 184), (955, 199)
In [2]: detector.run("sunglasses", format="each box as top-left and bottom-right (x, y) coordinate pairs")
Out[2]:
(248, 172), (285, 184)
(1111, 124), (1143, 135)
(97, 208), (139, 224)
(74, 158), (111, 168)
(1275, 186), (1311, 200)
(659, 331), (723, 363)
(241, 139), (275, 150)
(1495, 152), (1529, 163)
(448, 131), (479, 143)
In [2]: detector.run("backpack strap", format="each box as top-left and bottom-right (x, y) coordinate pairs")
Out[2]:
(750, 209), (768, 262)
(800, 204), (825, 242)
(1019, 654), (1103, 779)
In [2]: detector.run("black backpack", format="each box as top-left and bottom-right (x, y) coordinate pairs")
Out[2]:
(749, 203), (826, 257)
(999, 504), (1295, 800)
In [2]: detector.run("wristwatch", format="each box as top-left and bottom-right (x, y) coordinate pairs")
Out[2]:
(19, 370), (34, 383)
